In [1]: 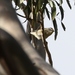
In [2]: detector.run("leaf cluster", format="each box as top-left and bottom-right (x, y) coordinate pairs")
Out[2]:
(12, 0), (72, 40)
(11, 0), (73, 67)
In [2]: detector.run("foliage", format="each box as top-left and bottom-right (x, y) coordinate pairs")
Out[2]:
(12, 0), (72, 40)
(11, 0), (73, 66)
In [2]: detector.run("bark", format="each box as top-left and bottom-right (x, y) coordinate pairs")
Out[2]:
(26, 22), (46, 60)
(0, 0), (59, 75)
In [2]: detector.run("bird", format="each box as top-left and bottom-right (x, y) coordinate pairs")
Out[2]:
(30, 27), (54, 40)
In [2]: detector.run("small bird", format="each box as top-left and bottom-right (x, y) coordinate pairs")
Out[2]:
(30, 28), (54, 40)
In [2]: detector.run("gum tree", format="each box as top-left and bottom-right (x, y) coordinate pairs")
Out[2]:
(0, 0), (73, 75)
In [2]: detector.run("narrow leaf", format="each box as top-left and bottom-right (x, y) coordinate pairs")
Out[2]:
(59, 6), (64, 20)
(61, 22), (66, 31)
(45, 7), (50, 20)
(56, 12), (59, 16)
(53, 18), (58, 40)
(55, 0), (60, 6)
(55, 1), (64, 20)
(48, 0), (54, 7)
(66, 0), (72, 9)
(51, 2), (56, 20)
(48, 1), (56, 20)
(60, 0), (63, 5)
(51, 6), (56, 20)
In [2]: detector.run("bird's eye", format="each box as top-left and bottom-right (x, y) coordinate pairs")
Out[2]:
(49, 28), (53, 31)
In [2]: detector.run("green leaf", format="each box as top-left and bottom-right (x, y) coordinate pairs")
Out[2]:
(45, 7), (50, 20)
(48, 0), (53, 7)
(59, 6), (64, 20)
(61, 22), (66, 31)
(55, 1), (64, 20)
(60, 0), (63, 5)
(53, 18), (58, 40)
(48, 1), (56, 20)
(55, 1), (60, 6)
(66, 0), (72, 9)
(51, 6), (56, 20)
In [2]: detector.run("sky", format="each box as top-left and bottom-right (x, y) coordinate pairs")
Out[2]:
(45, 1), (75, 75)
(17, 0), (75, 75)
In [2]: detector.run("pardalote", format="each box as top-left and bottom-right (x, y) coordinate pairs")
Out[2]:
(30, 28), (54, 40)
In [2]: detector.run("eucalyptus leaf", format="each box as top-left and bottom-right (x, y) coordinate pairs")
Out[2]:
(48, 0), (54, 7)
(48, 1), (56, 20)
(45, 7), (50, 20)
(60, 0), (63, 5)
(53, 18), (58, 40)
(61, 22), (66, 31)
(51, 1), (56, 20)
(59, 6), (64, 20)
(66, 0), (72, 9)
(51, 7), (56, 20)
(56, 12), (59, 16)
(55, 1), (64, 20)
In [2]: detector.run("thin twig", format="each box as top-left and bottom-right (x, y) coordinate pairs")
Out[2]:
(16, 13), (26, 18)
(41, 11), (53, 67)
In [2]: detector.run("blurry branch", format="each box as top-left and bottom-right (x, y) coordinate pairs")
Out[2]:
(39, 11), (53, 66)
(0, 0), (59, 75)
(26, 0), (46, 60)
(0, 29), (40, 75)
(0, 58), (12, 75)
(16, 13), (26, 18)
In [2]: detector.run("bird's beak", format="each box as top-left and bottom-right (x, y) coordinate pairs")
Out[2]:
(53, 29), (54, 32)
